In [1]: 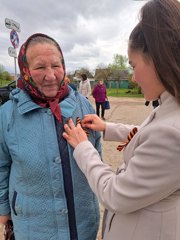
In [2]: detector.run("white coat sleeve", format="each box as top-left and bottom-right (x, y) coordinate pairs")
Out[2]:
(73, 124), (180, 214)
(104, 122), (136, 142)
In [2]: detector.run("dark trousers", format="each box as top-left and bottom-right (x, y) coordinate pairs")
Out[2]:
(95, 102), (105, 118)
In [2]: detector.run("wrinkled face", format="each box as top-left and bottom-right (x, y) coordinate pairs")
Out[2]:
(128, 47), (165, 101)
(26, 43), (64, 97)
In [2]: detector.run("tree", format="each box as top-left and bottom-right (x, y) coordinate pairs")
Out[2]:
(0, 64), (13, 83)
(94, 66), (111, 83)
(74, 67), (94, 79)
(108, 54), (128, 70)
(0, 64), (5, 74)
(1, 71), (13, 81)
(108, 55), (142, 93)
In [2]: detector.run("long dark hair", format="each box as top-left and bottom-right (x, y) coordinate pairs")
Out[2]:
(129, 0), (180, 102)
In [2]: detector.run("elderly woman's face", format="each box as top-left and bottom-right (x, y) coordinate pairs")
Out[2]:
(26, 43), (64, 97)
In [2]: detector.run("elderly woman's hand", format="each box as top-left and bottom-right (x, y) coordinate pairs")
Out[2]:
(63, 118), (88, 148)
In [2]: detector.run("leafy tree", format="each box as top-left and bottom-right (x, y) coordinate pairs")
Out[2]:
(0, 64), (5, 74)
(76, 67), (94, 79)
(96, 63), (108, 69)
(128, 73), (142, 93)
(0, 65), (13, 83)
(108, 55), (142, 93)
(108, 54), (128, 70)
(94, 66), (111, 83)
(1, 71), (13, 81)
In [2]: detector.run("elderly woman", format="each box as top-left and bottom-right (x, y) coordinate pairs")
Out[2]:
(0, 33), (101, 240)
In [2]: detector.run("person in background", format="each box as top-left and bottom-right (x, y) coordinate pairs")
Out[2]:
(63, 0), (180, 239)
(92, 79), (107, 120)
(65, 75), (71, 84)
(65, 75), (77, 91)
(0, 33), (101, 240)
(78, 73), (91, 99)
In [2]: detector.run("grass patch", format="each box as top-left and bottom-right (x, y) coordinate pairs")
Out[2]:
(0, 79), (13, 87)
(107, 88), (143, 98)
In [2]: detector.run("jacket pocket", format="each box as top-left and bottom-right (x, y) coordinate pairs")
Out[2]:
(11, 191), (24, 217)
(108, 213), (115, 232)
(12, 191), (17, 215)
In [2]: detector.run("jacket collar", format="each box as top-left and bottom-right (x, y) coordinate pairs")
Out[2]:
(10, 86), (77, 118)
(140, 91), (179, 128)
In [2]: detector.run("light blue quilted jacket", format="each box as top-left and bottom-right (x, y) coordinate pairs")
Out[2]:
(0, 87), (101, 240)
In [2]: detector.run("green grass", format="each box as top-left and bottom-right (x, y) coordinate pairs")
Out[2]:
(107, 88), (143, 98)
(0, 79), (13, 86)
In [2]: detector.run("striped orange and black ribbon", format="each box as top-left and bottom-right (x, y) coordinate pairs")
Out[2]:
(117, 127), (138, 151)
(76, 117), (89, 137)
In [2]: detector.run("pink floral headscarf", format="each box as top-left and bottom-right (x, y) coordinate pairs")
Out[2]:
(17, 33), (69, 123)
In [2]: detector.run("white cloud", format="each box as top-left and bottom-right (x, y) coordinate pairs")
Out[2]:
(0, 0), (145, 74)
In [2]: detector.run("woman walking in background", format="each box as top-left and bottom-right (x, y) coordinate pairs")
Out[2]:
(92, 79), (107, 120)
(78, 73), (91, 99)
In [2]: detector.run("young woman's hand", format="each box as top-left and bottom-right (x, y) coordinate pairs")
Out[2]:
(81, 114), (106, 132)
(63, 118), (88, 148)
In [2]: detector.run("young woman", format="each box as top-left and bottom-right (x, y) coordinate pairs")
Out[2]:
(63, 0), (180, 239)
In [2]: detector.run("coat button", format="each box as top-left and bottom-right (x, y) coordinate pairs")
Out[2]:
(47, 109), (52, 115)
(61, 209), (68, 214)
(53, 156), (61, 163)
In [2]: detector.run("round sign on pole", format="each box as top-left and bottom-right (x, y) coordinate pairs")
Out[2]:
(10, 30), (19, 48)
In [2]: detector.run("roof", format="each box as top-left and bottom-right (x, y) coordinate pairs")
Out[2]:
(74, 70), (94, 79)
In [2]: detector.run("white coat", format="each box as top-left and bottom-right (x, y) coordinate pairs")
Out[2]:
(74, 91), (180, 240)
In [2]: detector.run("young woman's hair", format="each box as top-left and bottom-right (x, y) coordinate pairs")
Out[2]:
(129, 0), (180, 102)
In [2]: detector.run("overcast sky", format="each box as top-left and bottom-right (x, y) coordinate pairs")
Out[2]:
(0, 0), (145, 75)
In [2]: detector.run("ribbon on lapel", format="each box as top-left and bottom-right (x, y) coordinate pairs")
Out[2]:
(117, 127), (138, 151)
(76, 117), (89, 137)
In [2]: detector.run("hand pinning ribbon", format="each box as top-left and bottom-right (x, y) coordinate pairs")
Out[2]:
(117, 127), (138, 151)
(76, 117), (89, 137)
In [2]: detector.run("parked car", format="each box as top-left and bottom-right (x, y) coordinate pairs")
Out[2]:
(0, 81), (16, 105)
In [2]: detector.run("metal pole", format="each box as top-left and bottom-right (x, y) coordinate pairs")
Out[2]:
(14, 57), (17, 86)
